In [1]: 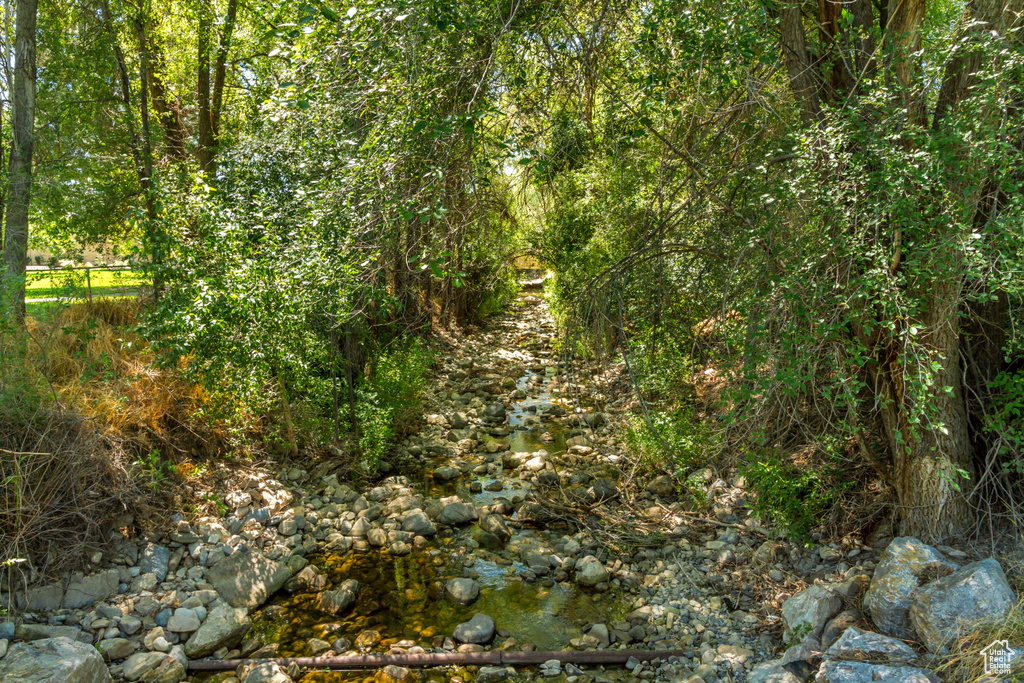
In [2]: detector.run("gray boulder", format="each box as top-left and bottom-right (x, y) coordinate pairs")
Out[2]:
(123, 652), (170, 682)
(0, 637), (112, 683)
(184, 604), (251, 658)
(241, 661), (294, 683)
(96, 637), (135, 661)
(782, 584), (842, 644)
(483, 403), (507, 420)
(14, 624), (84, 641)
(909, 558), (1016, 653)
(139, 544), (171, 582)
(449, 413), (469, 429)
(14, 583), (64, 612)
(477, 666), (516, 683)
(401, 510), (436, 536)
(862, 537), (958, 639)
(815, 660), (940, 682)
(825, 626), (918, 666)
(453, 613), (496, 644)
(63, 569), (119, 609)
(205, 547), (293, 610)
(446, 578), (481, 606)
(574, 555), (609, 587)
(748, 660), (803, 683)
(478, 514), (511, 542)
(433, 466), (461, 482)
(316, 579), (361, 615)
(439, 502), (477, 525)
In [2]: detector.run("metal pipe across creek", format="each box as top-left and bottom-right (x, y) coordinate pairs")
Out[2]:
(187, 649), (688, 671)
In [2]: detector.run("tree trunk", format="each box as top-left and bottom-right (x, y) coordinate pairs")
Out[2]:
(147, 30), (188, 160)
(197, 1), (215, 175)
(137, 13), (163, 296)
(778, 0), (820, 126)
(2, 0), (37, 325)
(877, 278), (974, 542)
(212, 0), (238, 142)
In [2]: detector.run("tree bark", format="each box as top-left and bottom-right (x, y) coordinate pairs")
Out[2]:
(137, 12), (163, 296)
(885, 0), (927, 125)
(876, 278), (975, 542)
(2, 0), (37, 324)
(211, 0), (238, 142)
(779, 0), (820, 126)
(197, 1), (215, 175)
(147, 30), (188, 160)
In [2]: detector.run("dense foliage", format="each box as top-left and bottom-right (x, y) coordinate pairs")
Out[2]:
(1, 0), (1022, 541)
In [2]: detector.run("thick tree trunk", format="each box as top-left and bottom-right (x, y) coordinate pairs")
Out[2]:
(2, 0), (37, 325)
(147, 31), (188, 160)
(197, 2), (215, 175)
(137, 15), (163, 296)
(778, 1), (820, 126)
(212, 0), (238, 141)
(886, 0), (927, 125)
(875, 279), (975, 542)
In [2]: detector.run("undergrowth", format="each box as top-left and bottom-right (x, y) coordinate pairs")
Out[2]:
(741, 446), (847, 539)
(356, 339), (434, 473)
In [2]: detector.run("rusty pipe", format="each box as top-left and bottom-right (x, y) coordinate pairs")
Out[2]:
(187, 649), (688, 672)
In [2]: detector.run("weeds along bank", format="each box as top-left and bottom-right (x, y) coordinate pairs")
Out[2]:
(0, 294), (465, 593)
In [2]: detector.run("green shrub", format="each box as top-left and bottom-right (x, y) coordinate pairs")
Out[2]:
(741, 451), (836, 539)
(355, 339), (434, 472)
(626, 406), (711, 476)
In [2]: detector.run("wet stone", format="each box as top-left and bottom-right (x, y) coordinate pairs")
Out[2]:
(446, 578), (481, 606)
(453, 613), (496, 644)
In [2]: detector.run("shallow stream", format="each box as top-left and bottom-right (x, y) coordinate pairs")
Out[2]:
(248, 296), (623, 681)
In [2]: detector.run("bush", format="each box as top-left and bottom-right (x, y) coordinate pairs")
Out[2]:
(626, 406), (712, 476)
(741, 451), (837, 539)
(355, 340), (434, 472)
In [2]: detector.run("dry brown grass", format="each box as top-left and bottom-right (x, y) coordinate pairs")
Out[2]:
(1, 299), (257, 589)
(929, 599), (1024, 682)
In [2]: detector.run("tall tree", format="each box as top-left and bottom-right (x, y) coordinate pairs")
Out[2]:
(2, 0), (37, 324)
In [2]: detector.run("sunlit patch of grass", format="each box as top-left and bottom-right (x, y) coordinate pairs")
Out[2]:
(930, 599), (1024, 682)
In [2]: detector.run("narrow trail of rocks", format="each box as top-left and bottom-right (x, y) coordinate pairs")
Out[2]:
(1, 290), (903, 683)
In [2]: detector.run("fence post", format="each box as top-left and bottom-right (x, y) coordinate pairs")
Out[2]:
(86, 268), (93, 303)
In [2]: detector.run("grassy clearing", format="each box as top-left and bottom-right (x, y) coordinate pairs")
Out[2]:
(25, 268), (148, 300)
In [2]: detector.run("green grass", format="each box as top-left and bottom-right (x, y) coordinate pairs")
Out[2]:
(25, 269), (148, 300)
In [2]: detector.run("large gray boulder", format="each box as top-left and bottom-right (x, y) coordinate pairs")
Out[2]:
(782, 585), (842, 644)
(205, 547), (293, 610)
(815, 660), (940, 682)
(138, 544), (171, 582)
(184, 604), (251, 658)
(241, 661), (294, 683)
(13, 583), (64, 612)
(438, 502), (477, 525)
(483, 403), (507, 420)
(453, 613), (496, 644)
(478, 514), (511, 542)
(123, 652), (170, 682)
(825, 626), (918, 666)
(401, 510), (437, 536)
(574, 556), (609, 587)
(0, 637), (112, 683)
(446, 578), (481, 606)
(748, 660), (803, 683)
(909, 558), (1016, 653)
(316, 579), (361, 615)
(862, 537), (958, 639)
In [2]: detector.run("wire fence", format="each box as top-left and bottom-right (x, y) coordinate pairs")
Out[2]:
(25, 265), (150, 304)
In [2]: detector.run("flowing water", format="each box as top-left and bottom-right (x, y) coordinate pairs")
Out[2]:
(246, 293), (625, 681)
